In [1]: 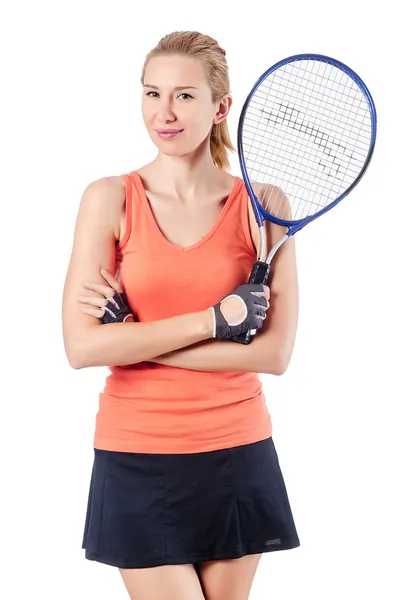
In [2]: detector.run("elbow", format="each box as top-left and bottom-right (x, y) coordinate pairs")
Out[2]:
(65, 338), (89, 370)
(272, 361), (288, 376)
(254, 336), (291, 375)
(272, 347), (293, 376)
(261, 346), (290, 376)
(66, 347), (85, 370)
(69, 357), (84, 370)
(256, 354), (287, 376)
(63, 320), (102, 370)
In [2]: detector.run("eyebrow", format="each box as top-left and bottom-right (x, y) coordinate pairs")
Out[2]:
(143, 85), (198, 91)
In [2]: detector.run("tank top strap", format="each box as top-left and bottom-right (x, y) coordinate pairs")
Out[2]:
(225, 176), (257, 258)
(117, 171), (145, 252)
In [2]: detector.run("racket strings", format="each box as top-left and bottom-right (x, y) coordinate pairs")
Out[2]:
(250, 85), (369, 173)
(252, 61), (367, 219)
(271, 62), (365, 219)
(248, 65), (369, 220)
(243, 58), (372, 222)
(258, 70), (371, 137)
(246, 94), (369, 169)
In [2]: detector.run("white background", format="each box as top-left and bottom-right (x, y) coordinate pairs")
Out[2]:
(1, 1), (396, 599)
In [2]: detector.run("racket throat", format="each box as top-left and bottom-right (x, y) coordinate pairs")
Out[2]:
(250, 232), (290, 285)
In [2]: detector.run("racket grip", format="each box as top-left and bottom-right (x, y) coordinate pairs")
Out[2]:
(231, 261), (271, 345)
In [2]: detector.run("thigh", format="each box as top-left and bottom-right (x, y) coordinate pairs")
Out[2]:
(196, 554), (263, 600)
(119, 563), (206, 600)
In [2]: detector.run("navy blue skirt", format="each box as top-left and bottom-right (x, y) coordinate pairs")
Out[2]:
(82, 436), (300, 568)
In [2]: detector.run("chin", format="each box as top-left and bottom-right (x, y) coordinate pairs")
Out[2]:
(152, 140), (196, 156)
(154, 145), (184, 155)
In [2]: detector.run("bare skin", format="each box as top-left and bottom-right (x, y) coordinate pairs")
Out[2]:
(119, 554), (262, 600)
(116, 166), (261, 256)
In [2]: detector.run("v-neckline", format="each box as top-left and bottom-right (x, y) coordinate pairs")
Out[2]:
(131, 171), (240, 253)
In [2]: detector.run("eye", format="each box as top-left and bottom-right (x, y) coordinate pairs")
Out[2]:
(145, 91), (193, 99)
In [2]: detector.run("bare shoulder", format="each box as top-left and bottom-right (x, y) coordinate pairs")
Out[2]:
(83, 175), (125, 204)
(251, 181), (292, 219)
(212, 170), (236, 198)
(219, 171), (236, 192)
(83, 175), (126, 239)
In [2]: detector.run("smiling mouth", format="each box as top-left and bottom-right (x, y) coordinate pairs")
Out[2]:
(156, 129), (184, 139)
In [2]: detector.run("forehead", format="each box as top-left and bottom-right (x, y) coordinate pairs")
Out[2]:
(144, 55), (208, 88)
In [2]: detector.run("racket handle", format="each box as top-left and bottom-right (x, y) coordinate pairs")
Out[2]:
(231, 261), (271, 345)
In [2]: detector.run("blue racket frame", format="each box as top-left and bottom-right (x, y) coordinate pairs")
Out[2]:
(231, 53), (377, 345)
(238, 53), (377, 235)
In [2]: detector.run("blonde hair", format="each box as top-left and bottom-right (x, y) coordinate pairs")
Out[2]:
(140, 31), (236, 171)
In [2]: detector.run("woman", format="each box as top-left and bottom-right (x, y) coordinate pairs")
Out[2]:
(62, 30), (300, 600)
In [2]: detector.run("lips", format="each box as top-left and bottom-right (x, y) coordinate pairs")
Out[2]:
(155, 129), (183, 133)
(155, 129), (184, 139)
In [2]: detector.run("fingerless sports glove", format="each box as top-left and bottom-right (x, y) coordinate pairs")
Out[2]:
(208, 284), (268, 340)
(99, 291), (134, 324)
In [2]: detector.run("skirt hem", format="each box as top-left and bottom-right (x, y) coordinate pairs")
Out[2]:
(82, 538), (301, 569)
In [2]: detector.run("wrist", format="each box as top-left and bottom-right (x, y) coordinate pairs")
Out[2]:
(206, 307), (216, 338)
(200, 308), (215, 339)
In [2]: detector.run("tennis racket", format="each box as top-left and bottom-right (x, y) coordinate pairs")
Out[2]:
(231, 53), (377, 345)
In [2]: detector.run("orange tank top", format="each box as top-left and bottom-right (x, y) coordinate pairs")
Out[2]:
(93, 170), (272, 454)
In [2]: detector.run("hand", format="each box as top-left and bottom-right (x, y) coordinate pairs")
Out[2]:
(221, 285), (270, 325)
(210, 283), (270, 340)
(77, 268), (134, 323)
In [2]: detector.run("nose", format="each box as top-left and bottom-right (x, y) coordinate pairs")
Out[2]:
(157, 99), (177, 123)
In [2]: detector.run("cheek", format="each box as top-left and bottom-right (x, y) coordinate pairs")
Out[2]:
(196, 117), (214, 139)
(141, 105), (153, 125)
(141, 99), (158, 121)
(187, 109), (212, 132)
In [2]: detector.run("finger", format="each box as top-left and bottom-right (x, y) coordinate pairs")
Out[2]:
(250, 284), (267, 294)
(261, 298), (269, 309)
(254, 302), (269, 311)
(78, 295), (109, 308)
(81, 306), (105, 318)
(257, 285), (270, 299)
(83, 281), (115, 298)
(101, 268), (123, 293)
(251, 296), (268, 308)
(250, 289), (269, 300)
(255, 314), (266, 328)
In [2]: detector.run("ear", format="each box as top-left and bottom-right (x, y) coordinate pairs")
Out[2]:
(214, 95), (232, 124)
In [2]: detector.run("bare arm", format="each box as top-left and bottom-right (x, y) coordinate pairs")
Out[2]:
(148, 331), (283, 374)
(73, 312), (213, 369)
(259, 187), (299, 372)
(62, 177), (213, 370)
